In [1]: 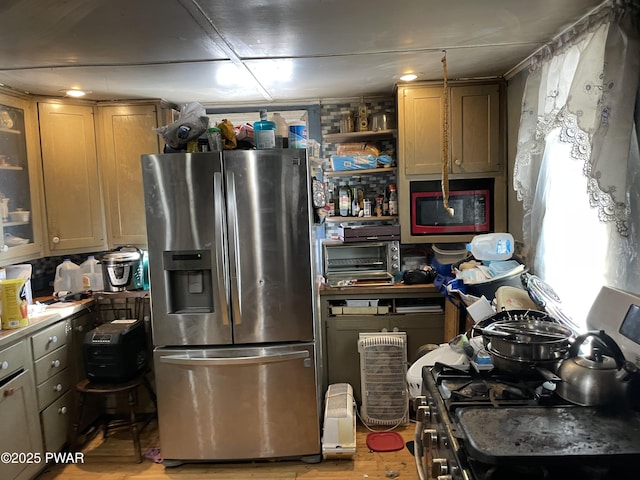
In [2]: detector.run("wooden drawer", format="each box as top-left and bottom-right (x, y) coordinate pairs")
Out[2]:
(41, 390), (72, 452)
(31, 320), (70, 360)
(37, 368), (71, 411)
(0, 341), (27, 382)
(34, 345), (69, 385)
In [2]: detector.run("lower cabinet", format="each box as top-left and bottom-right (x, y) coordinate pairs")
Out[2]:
(321, 286), (447, 405)
(31, 320), (72, 452)
(0, 305), (97, 480)
(0, 341), (43, 480)
(40, 390), (73, 454)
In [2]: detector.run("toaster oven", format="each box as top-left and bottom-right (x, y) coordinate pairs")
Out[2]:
(322, 241), (400, 286)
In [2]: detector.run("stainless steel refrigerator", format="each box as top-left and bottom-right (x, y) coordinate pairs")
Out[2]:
(141, 150), (321, 464)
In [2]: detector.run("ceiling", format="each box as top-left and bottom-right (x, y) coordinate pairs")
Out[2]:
(0, 0), (606, 107)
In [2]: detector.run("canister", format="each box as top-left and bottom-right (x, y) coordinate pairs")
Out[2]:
(0, 278), (29, 329)
(288, 123), (307, 149)
(340, 113), (355, 133)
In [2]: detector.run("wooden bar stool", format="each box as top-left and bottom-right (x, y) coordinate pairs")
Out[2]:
(73, 373), (156, 463)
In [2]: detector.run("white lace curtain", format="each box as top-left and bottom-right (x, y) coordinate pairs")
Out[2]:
(513, 0), (640, 310)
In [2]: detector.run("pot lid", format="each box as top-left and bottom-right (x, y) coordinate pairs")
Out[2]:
(103, 250), (141, 262)
(573, 355), (619, 370)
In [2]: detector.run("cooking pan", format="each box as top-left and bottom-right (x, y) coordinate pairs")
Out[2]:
(487, 344), (562, 381)
(479, 319), (572, 361)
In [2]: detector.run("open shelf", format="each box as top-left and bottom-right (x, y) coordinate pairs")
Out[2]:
(323, 129), (397, 143)
(325, 215), (398, 223)
(324, 166), (396, 177)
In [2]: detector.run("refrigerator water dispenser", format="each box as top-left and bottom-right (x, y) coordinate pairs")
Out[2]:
(163, 250), (213, 313)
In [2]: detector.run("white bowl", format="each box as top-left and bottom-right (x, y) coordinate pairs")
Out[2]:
(9, 210), (30, 222)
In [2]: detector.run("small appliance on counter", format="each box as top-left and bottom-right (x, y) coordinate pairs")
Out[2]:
(322, 240), (400, 286)
(83, 319), (147, 382)
(102, 246), (145, 292)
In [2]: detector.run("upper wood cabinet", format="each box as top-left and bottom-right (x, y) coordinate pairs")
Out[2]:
(0, 91), (44, 266)
(38, 100), (170, 255)
(398, 82), (503, 176)
(398, 85), (444, 175)
(38, 102), (105, 253)
(96, 103), (164, 247)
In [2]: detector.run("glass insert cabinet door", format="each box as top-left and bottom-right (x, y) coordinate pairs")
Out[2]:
(0, 102), (34, 252)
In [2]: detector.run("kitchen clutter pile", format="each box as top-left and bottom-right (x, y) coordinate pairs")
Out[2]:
(405, 232), (637, 404)
(154, 102), (319, 154)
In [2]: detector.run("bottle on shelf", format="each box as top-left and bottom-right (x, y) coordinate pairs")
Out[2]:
(388, 184), (398, 216)
(326, 182), (335, 217)
(375, 195), (383, 217)
(382, 188), (390, 216)
(270, 112), (289, 148)
(338, 184), (352, 217)
(352, 194), (360, 217)
(354, 177), (365, 211)
(363, 198), (372, 217)
(254, 109), (276, 149)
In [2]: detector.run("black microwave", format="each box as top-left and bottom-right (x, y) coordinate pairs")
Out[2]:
(410, 179), (493, 235)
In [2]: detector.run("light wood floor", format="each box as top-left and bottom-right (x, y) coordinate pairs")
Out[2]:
(36, 420), (419, 480)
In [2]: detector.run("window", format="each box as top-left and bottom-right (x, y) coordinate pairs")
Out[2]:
(513, 1), (640, 329)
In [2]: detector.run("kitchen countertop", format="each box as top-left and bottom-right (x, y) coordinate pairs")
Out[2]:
(0, 297), (93, 349)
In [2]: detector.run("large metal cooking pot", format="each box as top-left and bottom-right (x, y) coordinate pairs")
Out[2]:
(480, 319), (573, 361)
(486, 344), (562, 379)
(556, 330), (639, 407)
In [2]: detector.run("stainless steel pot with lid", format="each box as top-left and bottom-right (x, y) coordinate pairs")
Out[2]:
(102, 246), (143, 292)
(479, 318), (573, 361)
(470, 310), (573, 378)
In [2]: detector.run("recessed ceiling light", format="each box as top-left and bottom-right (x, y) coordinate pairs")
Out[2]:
(400, 73), (418, 82)
(65, 89), (87, 97)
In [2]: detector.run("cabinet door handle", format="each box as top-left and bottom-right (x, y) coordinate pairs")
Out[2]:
(51, 359), (61, 368)
(53, 383), (63, 392)
(48, 335), (58, 344)
(58, 406), (68, 415)
(3, 388), (15, 397)
(454, 157), (462, 166)
(52, 236), (60, 244)
(1, 361), (8, 370)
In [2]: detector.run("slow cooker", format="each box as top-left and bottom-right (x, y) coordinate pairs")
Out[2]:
(102, 246), (145, 292)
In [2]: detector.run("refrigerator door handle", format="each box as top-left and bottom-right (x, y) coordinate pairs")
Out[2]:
(158, 350), (309, 366)
(214, 171), (231, 325)
(225, 170), (242, 325)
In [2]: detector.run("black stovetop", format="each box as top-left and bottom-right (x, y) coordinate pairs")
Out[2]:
(422, 364), (640, 480)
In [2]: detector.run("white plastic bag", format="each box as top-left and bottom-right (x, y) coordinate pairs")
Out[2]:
(154, 102), (209, 149)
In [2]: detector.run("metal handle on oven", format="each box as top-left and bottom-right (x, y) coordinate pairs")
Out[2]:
(415, 417), (426, 480)
(159, 350), (309, 366)
(214, 171), (231, 326)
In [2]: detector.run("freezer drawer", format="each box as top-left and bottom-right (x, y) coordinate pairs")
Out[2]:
(154, 343), (320, 461)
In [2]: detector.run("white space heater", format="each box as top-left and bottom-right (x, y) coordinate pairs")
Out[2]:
(358, 332), (409, 426)
(322, 383), (356, 458)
